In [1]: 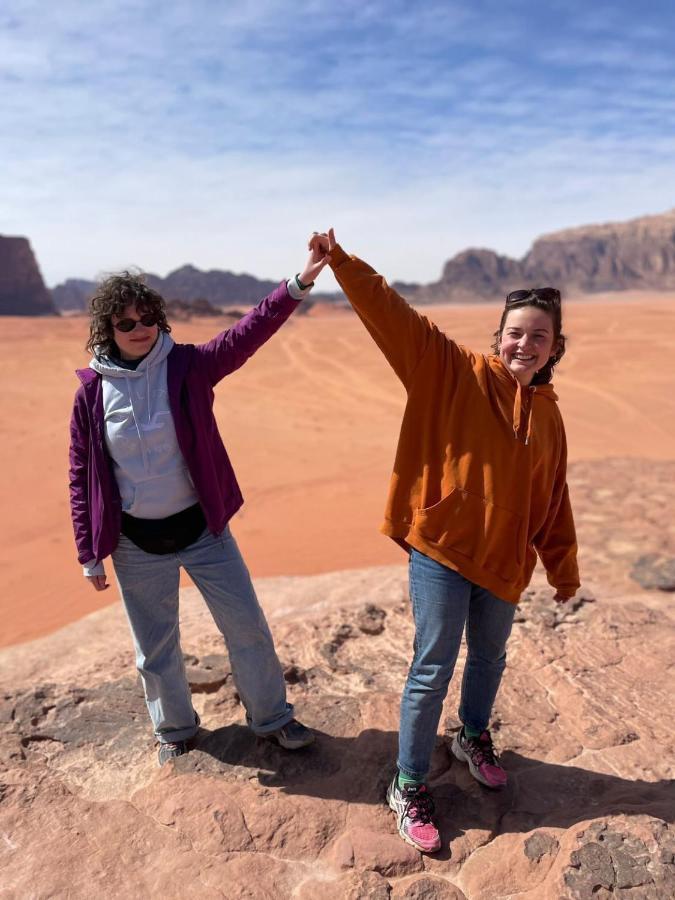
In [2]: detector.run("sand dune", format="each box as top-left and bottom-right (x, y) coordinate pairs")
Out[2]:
(1, 293), (674, 647)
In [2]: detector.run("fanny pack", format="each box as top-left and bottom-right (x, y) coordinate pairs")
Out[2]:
(121, 503), (207, 555)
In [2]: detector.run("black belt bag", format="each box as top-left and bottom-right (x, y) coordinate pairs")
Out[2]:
(120, 503), (207, 555)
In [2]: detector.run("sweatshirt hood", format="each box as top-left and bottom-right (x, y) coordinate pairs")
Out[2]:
(89, 331), (174, 377)
(487, 354), (558, 444)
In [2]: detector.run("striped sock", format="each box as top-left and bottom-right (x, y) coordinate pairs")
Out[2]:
(398, 770), (425, 789)
(463, 724), (482, 740)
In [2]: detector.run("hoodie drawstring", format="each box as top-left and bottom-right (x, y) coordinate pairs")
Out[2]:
(525, 392), (534, 445)
(512, 385), (522, 441)
(126, 373), (150, 471)
(513, 384), (535, 445)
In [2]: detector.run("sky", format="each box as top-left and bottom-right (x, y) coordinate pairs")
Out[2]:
(1, 0), (675, 288)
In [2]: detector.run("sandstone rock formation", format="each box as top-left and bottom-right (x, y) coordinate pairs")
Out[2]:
(50, 269), (336, 313)
(50, 278), (97, 312)
(0, 235), (56, 316)
(411, 208), (675, 302)
(1, 459), (674, 898)
(48, 208), (675, 312)
(147, 265), (279, 306)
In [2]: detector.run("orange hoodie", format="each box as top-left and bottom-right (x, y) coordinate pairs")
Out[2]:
(330, 245), (580, 604)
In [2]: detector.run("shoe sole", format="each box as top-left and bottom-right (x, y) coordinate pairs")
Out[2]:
(450, 736), (506, 789)
(386, 782), (442, 854)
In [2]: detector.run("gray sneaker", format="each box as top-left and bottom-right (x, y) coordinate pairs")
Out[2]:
(264, 719), (314, 749)
(158, 740), (189, 766)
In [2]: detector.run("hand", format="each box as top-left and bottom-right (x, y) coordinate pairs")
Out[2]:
(299, 227), (335, 285)
(308, 228), (336, 258)
(87, 574), (110, 592)
(553, 592), (569, 604)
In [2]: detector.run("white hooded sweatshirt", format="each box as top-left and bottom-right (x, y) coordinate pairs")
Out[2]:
(89, 331), (199, 520)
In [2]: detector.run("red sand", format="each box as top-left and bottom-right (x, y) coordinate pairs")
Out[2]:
(2, 293), (674, 647)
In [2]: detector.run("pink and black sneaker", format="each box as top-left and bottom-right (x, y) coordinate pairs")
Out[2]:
(386, 774), (441, 853)
(451, 727), (507, 789)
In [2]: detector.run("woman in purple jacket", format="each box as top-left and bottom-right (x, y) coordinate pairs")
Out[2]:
(69, 244), (328, 765)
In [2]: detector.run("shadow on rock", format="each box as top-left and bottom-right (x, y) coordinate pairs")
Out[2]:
(496, 749), (674, 833)
(184, 725), (673, 843)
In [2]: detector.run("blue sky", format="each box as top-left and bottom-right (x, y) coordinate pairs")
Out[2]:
(1, 0), (674, 287)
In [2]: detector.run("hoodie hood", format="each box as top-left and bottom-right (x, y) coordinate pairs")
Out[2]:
(89, 330), (198, 518)
(487, 354), (558, 445)
(90, 331), (174, 377)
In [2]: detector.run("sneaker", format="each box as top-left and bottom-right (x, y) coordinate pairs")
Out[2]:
(451, 727), (507, 789)
(386, 774), (441, 853)
(263, 719), (314, 750)
(158, 739), (189, 766)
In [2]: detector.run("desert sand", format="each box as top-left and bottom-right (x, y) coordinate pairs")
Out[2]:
(1, 294), (675, 897)
(1, 491), (674, 896)
(1, 292), (675, 647)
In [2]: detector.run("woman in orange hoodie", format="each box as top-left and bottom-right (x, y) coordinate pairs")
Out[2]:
(310, 229), (580, 854)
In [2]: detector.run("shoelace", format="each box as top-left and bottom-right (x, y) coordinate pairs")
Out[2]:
(465, 731), (498, 767)
(403, 788), (436, 824)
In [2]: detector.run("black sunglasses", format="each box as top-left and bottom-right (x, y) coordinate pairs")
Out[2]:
(113, 313), (159, 333)
(506, 287), (561, 304)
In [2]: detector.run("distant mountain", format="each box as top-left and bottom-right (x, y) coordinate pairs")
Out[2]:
(144, 265), (280, 305)
(407, 207), (675, 302)
(51, 279), (97, 312)
(0, 236), (56, 316)
(50, 266), (339, 313)
(18, 207), (675, 317)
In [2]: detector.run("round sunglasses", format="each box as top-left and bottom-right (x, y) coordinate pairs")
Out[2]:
(113, 313), (159, 333)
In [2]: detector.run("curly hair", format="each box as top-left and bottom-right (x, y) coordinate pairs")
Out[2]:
(85, 271), (171, 356)
(491, 287), (566, 385)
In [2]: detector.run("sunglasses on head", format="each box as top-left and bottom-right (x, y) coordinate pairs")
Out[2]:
(113, 313), (159, 333)
(506, 287), (561, 304)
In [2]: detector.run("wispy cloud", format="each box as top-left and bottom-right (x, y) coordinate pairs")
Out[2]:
(1, 0), (674, 285)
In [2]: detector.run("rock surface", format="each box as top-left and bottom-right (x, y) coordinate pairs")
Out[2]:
(1, 532), (673, 897)
(631, 554), (675, 592)
(0, 235), (56, 316)
(411, 207), (675, 302)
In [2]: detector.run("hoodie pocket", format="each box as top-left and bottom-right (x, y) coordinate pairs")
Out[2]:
(414, 487), (523, 583)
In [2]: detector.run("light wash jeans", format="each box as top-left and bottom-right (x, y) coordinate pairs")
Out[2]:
(112, 525), (293, 743)
(397, 549), (516, 780)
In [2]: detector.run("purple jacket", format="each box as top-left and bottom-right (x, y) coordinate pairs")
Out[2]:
(69, 282), (300, 565)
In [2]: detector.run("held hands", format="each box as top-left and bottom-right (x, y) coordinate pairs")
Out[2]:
(308, 228), (336, 261)
(299, 227), (336, 285)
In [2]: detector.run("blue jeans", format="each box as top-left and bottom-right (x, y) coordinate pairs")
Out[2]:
(398, 549), (516, 780)
(112, 525), (293, 743)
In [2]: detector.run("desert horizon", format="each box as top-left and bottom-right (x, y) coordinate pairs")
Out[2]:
(2, 291), (674, 648)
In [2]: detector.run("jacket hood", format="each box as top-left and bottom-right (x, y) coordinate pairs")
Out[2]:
(89, 331), (174, 377)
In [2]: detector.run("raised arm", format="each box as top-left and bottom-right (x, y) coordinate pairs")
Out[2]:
(196, 242), (330, 386)
(311, 229), (435, 389)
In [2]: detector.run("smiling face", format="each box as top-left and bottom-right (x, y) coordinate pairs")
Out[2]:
(111, 304), (159, 360)
(498, 306), (557, 386)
